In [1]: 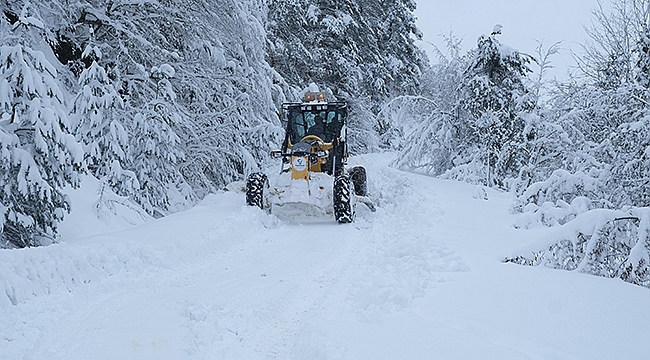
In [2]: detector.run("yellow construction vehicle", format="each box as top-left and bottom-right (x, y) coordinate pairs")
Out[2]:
(245, 92), (372, 223)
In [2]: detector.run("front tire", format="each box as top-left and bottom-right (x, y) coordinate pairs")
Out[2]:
(246, 172), (269, 211)
(333, 174), (353, 223)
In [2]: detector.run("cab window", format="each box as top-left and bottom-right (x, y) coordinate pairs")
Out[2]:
(287, 107), (343, 144)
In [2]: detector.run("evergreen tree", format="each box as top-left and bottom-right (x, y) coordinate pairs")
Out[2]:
(357, 0), (425, 99)
(129, 64), (188, 217)
(70, 43), (135, 195)
(266, 0), (426, 107)
(459, 28), (534, 187)
(63, 0), (282, 210)
(636, 27), (650, 88)
(267, 0), (364, 98)
(266, 0), (319, 90)
(393, 28), (536, 187)
(0, 3), (82, 247)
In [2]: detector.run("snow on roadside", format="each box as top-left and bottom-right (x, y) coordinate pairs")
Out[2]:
(0, 191), (282, 358)
(507, 207), (650, 289)
(58, 175), (151, 242)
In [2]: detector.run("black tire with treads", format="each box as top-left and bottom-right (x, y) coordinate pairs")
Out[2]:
(333, 174), (353, 223)
(246, 173), (269, 210)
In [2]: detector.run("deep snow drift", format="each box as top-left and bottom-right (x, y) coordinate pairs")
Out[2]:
(1, 154), (649, 359)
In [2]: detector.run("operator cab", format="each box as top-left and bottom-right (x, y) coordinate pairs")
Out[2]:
(285, 105), (345, 144)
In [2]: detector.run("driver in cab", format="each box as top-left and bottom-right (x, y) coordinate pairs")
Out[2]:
(306, 115), (325, 138)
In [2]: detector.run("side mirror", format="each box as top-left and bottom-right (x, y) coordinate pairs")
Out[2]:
(270, 150), (283, 158)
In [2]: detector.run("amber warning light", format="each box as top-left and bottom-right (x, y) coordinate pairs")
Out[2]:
(304, 92), (326, 102)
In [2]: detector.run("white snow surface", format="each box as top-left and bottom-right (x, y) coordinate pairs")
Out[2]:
(2, 154), (649, 359)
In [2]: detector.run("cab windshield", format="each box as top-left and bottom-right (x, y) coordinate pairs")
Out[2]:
(286, 104), (345, 144)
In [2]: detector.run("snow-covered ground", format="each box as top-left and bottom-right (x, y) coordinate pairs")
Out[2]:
(2, 154), (649, 359)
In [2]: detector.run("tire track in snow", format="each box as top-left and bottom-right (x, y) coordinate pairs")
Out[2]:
(178, 220), (369, 359)
(300, 162), (469, 325)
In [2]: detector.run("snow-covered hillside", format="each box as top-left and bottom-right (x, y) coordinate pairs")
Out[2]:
(2, 154), (649, 359)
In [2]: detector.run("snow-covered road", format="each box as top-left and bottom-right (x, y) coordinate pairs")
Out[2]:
(2, 154), (649, 359)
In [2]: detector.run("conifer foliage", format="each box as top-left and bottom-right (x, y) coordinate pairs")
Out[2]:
(70, 44), (132, 194)
(0, 3), (83, 247)
(266, 0), (426, 104)
(129, 64), (187, 217)
(393, 28), (534, 188)
(458, 31), (533, 187)
(0, 0), (284, 246)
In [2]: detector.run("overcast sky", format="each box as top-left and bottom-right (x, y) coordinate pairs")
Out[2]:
(414, 0), (602, 79)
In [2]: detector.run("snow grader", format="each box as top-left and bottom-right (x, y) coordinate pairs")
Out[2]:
(245, 92), (372, 223)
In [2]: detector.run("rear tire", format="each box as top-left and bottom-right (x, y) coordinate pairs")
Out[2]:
(246, 172), (269, 211)
(348, 166), (368, 196)
(333, 174), (353, 223)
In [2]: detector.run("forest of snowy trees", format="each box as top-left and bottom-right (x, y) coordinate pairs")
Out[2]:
(1, 0), (649, 289)
(388, 0), (650, 288)
(0, 0), (425, 248)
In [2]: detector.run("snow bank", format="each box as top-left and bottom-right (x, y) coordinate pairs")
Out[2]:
(511, 169), (609, 228)
(510, 209), (627, 257)
(0, 192), (274, 312)
(1, 174), (152, 309)
(0, 239), (160, 309)
(58, 175), (150, 241)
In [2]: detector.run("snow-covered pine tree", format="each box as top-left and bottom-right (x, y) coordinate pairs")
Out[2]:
(267, 0), (426, 102)
(352, 0), (427, 152)
(268, 0), (366, 98)
(357, 0), (426, 100)
(129, 64), (188, 217)
(265, 0), (312, 90)
(70, 43), (136, 196)
(67, 0), (281, 206)
(0, 3), (83, 247)
(399, 28), (533, 186)
(637, 26), (650, 89)
(458, 27), (534, 188)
